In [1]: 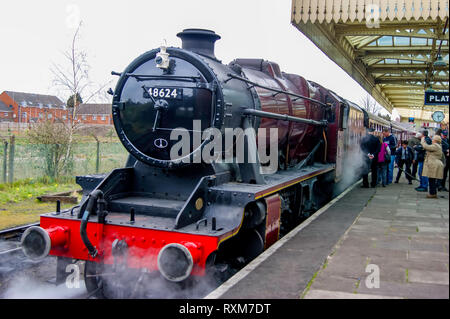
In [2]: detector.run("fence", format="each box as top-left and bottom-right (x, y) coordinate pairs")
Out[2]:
(0, 122), (30, 132)
(0, 135), (129, 183)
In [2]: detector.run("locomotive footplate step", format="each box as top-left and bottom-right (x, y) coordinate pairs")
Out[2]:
(206, 181), (375, 299)
(109, 197), (185, 218)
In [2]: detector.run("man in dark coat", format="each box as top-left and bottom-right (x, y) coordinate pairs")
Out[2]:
(361, 128), (381, 188)
(408, 132), (421, 179)
(438, 129), (449, 192)
(395, 140), (414, 184)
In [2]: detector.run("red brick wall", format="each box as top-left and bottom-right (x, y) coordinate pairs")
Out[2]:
(19, 106), (69, 123)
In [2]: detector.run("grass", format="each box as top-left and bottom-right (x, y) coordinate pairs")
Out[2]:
(0, 177), (78, 204)
(322, 258), (329, 269)
(300, 271), (318, 299)
(353, 278), (361, 294)
(0, 177), (80, 230)
(405, 269), (409, 283)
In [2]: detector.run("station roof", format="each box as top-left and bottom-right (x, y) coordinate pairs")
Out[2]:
(291, 0), (449, 114)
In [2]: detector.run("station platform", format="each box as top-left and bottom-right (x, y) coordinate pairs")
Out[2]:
(206, 172), (449, 299)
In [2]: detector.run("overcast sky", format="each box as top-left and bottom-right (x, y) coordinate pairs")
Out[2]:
(0, 0), (397, 117)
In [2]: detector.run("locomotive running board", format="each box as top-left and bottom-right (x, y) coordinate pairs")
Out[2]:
(209, 163), (335, 201)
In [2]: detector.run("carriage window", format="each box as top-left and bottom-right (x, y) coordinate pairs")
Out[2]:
(339, 103), (349, 130)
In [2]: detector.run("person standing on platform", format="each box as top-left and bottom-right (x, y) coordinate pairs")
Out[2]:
(382, 128), (397, 185)
(394, 140), (414, 184)
(421, 135), (444, 199)
(377, 136), (390, 187)
(437, 130), (449, 192)
(415, 130), (432, 192)
(408, 132), (422, 179)
(361, 128), (381, 188)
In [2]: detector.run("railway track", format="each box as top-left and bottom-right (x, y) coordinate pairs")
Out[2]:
(0, 223), (41, 276)
(0, 222), (39, 240)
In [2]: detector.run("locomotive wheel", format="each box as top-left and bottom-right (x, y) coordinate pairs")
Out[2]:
(84, 261), (107, 299)
(84, 261), (138, 299)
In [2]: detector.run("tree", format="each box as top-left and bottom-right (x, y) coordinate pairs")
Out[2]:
(67, 93), (83, 108)
(359, 94), (382, 115)
(377, 113), (392, 121)
(47, 21), (111, 174)
(27, 120), (73, 179)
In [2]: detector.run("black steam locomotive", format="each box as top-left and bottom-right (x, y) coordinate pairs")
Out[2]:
(21, 29), (414, 298)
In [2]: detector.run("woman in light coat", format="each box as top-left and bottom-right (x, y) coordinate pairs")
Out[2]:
(421, 135), (444, 198)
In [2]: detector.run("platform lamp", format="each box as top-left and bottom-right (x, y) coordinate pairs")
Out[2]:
(433, 18), (448, 68)
(433, 54), (447, 67)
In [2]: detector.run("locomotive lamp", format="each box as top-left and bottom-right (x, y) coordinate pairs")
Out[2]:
(21, 226), (69, 261)
(157, 242), (202, 282)
(155, 45), (170, 69)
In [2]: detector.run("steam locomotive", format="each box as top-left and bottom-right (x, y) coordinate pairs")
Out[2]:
(21, 29), (415, 298)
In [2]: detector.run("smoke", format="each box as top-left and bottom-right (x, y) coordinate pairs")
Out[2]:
(93, 261), (219, 299)
(333, 147), (366, 196)
(3, 275), (87, 299)
(0, 253), (87, 299)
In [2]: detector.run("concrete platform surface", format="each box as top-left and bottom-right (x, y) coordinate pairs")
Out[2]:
(303, 177), (449, 299)
(207, 171), (449, 299)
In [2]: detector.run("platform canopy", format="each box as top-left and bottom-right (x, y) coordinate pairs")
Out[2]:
(291, 0), (449, 114)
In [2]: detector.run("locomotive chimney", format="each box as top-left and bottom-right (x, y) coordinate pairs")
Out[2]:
(177, 28), (221, 59)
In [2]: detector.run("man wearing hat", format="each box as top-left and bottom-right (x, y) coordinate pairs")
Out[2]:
(421, 134), (444, 198)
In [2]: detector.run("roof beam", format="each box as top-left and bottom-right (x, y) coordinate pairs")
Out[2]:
(369, 64), (448, 72)
(376, 76), (448, 82)
(361, 53), (430, 63)
(375, 79), (448, 85)
(358, 46), (448, 53)
(386, 94), (424, 98)
(388, 97), (425, 102)
(381, 85), (448, 91)
(335, 24), (449, 40)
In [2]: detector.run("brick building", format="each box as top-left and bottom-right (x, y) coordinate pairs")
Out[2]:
(74, 104), (112, 125)
(0, 100), (14, 122)
(0, 91), (69, 123)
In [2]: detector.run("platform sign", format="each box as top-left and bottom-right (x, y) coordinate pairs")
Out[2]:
(424, 91), (449, 105)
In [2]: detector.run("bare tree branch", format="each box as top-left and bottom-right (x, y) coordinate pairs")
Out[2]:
(359, 95), (383, 115)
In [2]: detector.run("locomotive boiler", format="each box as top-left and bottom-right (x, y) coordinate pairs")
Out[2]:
(21, 29), (414, 298)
